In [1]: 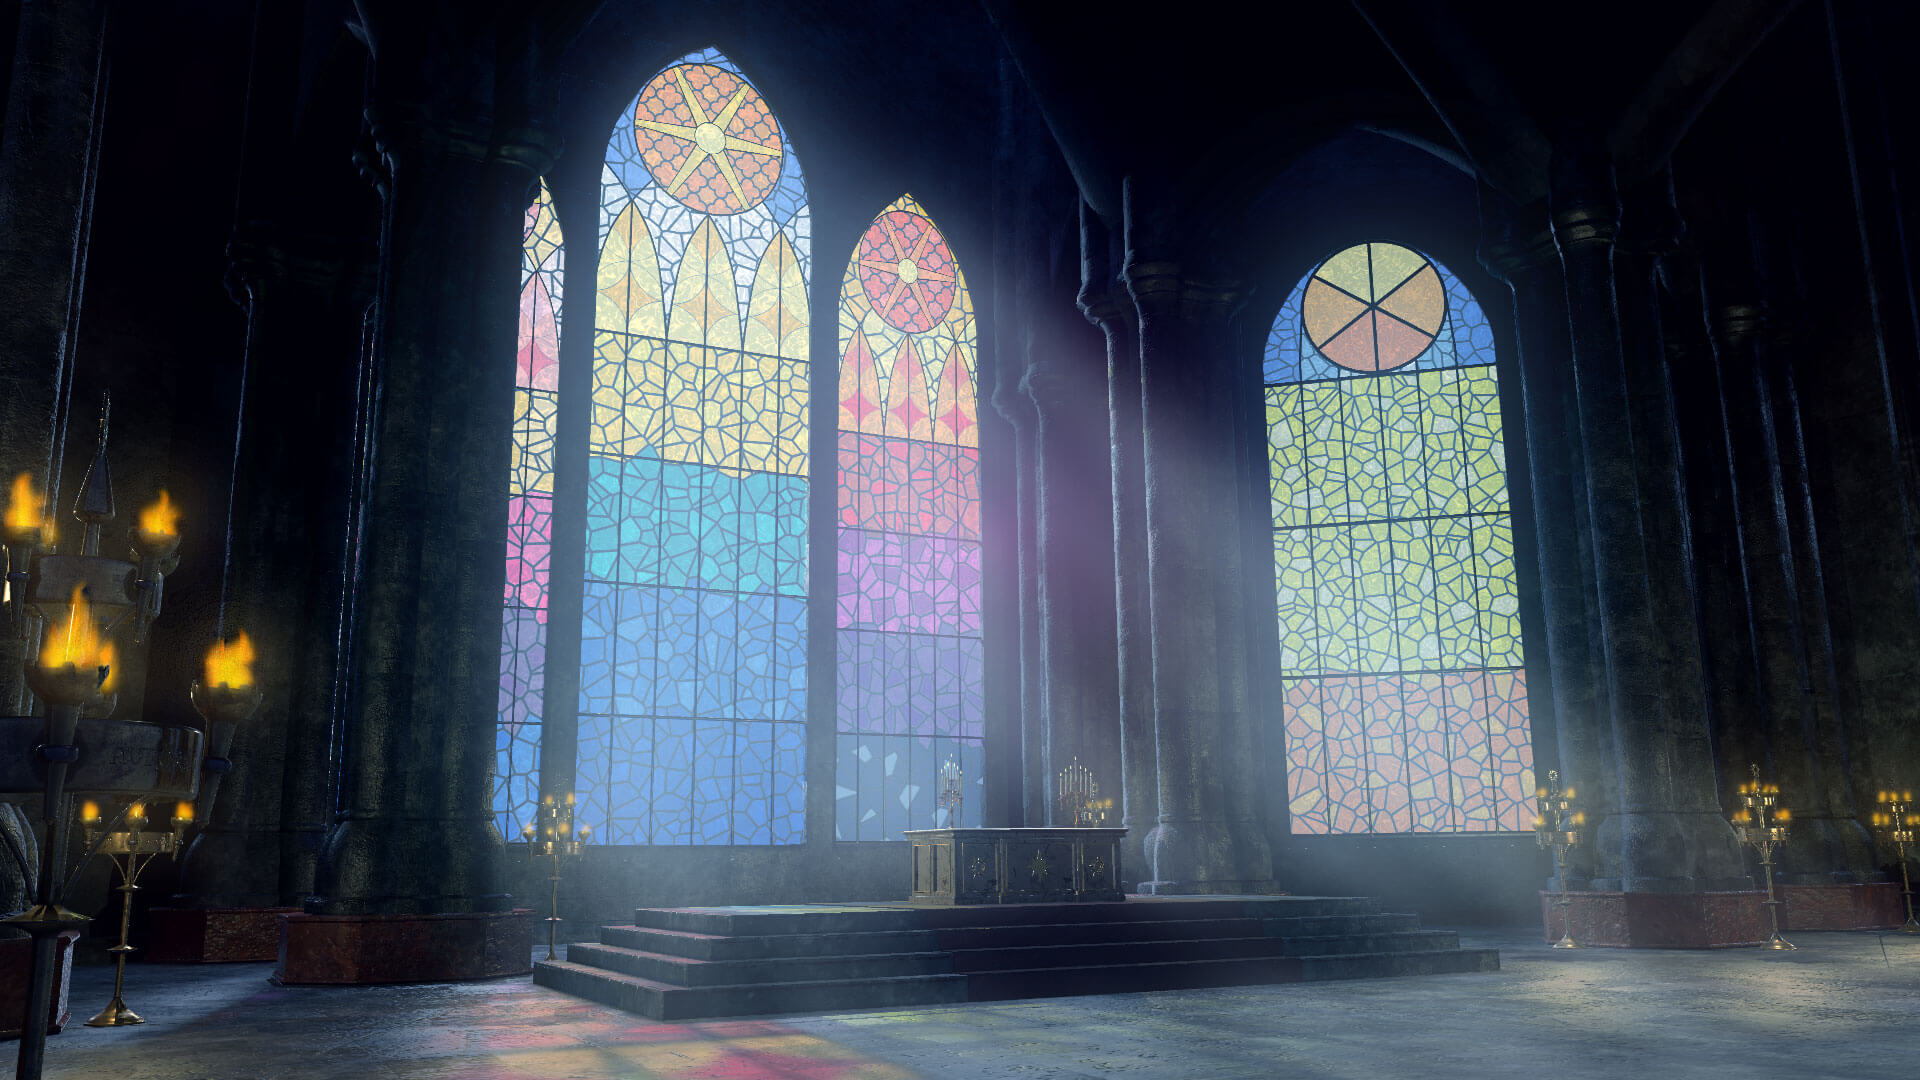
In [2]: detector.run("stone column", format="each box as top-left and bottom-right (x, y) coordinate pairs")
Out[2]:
(1480, 198), (1613, 890)
(307, 97), (556, 919)
(1024, 301), (1122, 828)
(0, 0), (107, 714)
(991, 363), (1042, 826)
(1079, 205), (1155, 884)
(1122, 181), (1274, 893)
(1550, 142), (1746, 895)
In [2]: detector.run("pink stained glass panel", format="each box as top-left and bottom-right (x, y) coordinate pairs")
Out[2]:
(1487, 669), (1534, 830)
(518, 272), (560, 391)
(1363, 676), (1411, 832)
(1446, 670), (1496, 828)
(1321, 677), (1370, 834)
(1404, 673), (1456, 830)
(1284, 679), (1330, 834)
(504, 494), (553, 615)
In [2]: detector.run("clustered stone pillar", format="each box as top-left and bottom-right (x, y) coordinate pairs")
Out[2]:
(279, 8), (554, 984)
(1120, 181), (1274, 894)
(1547, 143), (1747, 898)
(1079, 204), (1156, 884)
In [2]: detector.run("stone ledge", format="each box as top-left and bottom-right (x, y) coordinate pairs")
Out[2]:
(1778, 883), (1906, 930)
(149, 907), (303, 963)
(0, 930), (80, 1039)
(1540, 890), (1767, 947)
(274, 909), (533, 985)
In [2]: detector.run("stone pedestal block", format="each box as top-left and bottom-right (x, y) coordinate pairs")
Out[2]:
(0, 930), (79, 1039)
(273, 908), (532, 985)
(148, 907), (303, 963)
(1778, 883), (1906, 930)
(1540, 890), (1768, 947)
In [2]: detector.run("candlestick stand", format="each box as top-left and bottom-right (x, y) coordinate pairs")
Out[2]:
(82, 802), (190, 1026)
(1532, 769), (1584, 949)
(1870, 788), (1919, 934)
(1732, 764), (1793, 951)
(520, 793), (588, 961)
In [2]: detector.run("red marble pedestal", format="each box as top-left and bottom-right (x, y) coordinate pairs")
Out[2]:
(274, 908), (533, 985)
(1540, 890), (1769, 947)
(1779, 883), (1906, 930)
(0, 930), (81, 1040)
(148, 907), (304, 963)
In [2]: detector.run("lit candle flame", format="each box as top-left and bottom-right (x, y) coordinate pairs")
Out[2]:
(1774, 808), (1790, 823)
(174, 801), (194, 823)
(5, 472), (44, 535)
(128, 802), (147, 827)
(39, 584), (107, 674)
(138, 489), (181, 538)
(204, 631), (255, 689)
(81, 800), (100, 824)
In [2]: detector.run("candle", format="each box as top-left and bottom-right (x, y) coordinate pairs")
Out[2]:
(204, 631), (256, 689)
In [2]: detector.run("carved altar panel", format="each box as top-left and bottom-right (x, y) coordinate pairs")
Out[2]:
(902, 828), (1126, 904)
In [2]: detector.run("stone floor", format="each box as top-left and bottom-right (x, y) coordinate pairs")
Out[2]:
(24, 929), (1920, 1079)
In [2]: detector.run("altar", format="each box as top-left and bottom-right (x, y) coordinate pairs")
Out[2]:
(902, 827), (1127, 905)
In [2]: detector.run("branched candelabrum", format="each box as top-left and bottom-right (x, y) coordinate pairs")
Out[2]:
(1870, 787), (1919, 934)
(79, 799), (191, 1027)
(937, 757), (963, 828)
(1057, 757), (1113, 828)
(1532, 769), (1584, 949)
(521, 793), (589, 962)
(1732, 763), (1794, 951)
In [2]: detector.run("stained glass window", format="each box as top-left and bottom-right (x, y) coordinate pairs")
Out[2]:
(835, 195), (984, 839)
(1267, 242), (1533, 834)
(578, 49), (810, 845)
(495, 180), (564, 840)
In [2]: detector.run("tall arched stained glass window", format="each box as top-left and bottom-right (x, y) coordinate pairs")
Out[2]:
(1266, 242), (1533, 834)
(578, 49), (810, 845)
(495, 180), (564, 840)
(836, 195), (984, 839)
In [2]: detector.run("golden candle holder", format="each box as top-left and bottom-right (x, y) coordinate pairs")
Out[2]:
(937, 757), (964, 828)
(79, 799), (191, 1026)
(1056, 757), (1112, 828)
(1870, 787), (1919, 934)
(1532, 769), (1585, 949)
(1732, 763), (1794, 951)
(520, 792), (589, 961)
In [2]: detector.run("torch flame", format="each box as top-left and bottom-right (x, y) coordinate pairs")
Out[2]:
(39, 585), (107, 673)
(5, 472), (44, 535)
(204, 631), (255, 689)
(139, 489), (181, 538)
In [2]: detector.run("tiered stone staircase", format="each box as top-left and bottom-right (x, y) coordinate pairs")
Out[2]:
(533, 896), (1497, 1020)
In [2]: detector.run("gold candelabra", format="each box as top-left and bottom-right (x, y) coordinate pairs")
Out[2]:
(1870, 787), (1919, 934)
(937, 757), (963, 828)
(1732, 763), (1794, 951)
(521, 792), (589, 961)
(1056, 758), (1111, 828)
(1532, 769), (1584, 949)
(78, 799), (191, 1026)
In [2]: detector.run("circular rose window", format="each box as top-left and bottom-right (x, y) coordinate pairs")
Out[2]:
(853, 210), (959, 332)
(632, 63), (784, 215)
(1302, 242), (1446, 372)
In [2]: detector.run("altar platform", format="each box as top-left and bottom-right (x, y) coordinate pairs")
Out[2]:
(534, 894), (1498, 1020)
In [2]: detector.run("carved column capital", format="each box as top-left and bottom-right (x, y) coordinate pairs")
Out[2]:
(1180, 277), (1246, 326)
(1120, 259), (1183, 319)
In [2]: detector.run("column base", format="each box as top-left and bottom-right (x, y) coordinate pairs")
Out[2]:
(1538, 889), (1770, 947)
(148, 907), (304, 963)
(1136, 880), (1287, 896)
(1779, 883), (1908, 930)
(0, 930), (80, 1039)
(273, 908), (533, 985)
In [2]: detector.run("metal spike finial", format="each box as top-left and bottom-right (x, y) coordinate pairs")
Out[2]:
(73, 393), (116, 531)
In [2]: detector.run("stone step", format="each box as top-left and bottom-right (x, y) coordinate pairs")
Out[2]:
(599, 913), (1416, 962)
(628, 896), (1382, 936)
(567, 942), (955, 986)
(1277, 929), (1461, 956)
(533, 960), (968, 1021)
(535, 946), (1497, 1022)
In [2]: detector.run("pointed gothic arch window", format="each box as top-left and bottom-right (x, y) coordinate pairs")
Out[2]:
(835, 195), (984, 838)
(1265, 242), (1533, 834)
(575, 48), (811, 845)
(495, 180), (564, 841)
